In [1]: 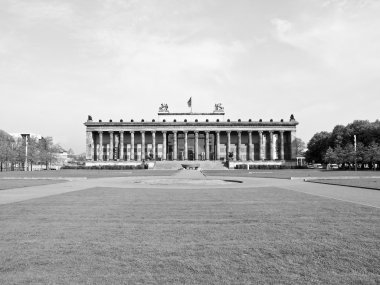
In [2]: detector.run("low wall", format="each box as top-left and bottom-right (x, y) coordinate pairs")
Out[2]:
(227, 160), (297, 169)
(85, 161), (155, 169)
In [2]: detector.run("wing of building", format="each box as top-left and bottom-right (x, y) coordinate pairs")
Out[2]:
(84, 104), (298, 167)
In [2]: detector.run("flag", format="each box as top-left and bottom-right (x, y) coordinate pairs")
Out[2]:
(187, 97), (192, 107)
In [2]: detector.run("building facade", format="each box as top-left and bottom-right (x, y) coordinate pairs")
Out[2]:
(84, 104), (298, 165)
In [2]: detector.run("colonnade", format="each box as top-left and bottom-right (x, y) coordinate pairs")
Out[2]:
(87, 130), (291, 162)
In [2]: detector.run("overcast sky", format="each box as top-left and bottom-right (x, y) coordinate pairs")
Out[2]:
(1, 0), (379, 153)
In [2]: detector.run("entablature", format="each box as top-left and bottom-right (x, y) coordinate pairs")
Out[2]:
(86, 125), (297, 133)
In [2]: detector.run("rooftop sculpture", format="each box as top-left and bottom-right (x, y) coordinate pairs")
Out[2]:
(214, 103), (224, 112)
(159, 103), (169, 112)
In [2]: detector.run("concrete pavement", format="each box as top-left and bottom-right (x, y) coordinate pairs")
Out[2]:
(0, 173), (379, 209)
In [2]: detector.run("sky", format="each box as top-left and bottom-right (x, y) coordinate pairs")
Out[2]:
(1, 0), (380, 153)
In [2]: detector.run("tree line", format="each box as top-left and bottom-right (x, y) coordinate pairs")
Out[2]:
(305, 120), (380, 169)
(0, 130), (61, 171)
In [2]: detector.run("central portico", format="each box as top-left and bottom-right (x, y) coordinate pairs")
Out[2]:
(84, 104), (298, 165)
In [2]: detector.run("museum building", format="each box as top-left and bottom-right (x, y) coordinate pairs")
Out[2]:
(84, 104), (298, 165)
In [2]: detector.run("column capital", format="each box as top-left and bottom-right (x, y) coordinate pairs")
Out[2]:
(215, 130), (220, 134)
(226, 130), (231, 134)
(248, 130), (252, 134)
(130, 131), (134, 134)
(237, 131), (242, 135)
(205, 131), (210, 134)
(269, 130), (274, 134)
(140, 131), (145, 134)
(194, 131), (199, 134)
(162, 131), (167, 134)
(98, 130), (103, 133)
(151, 130), (156, 134)
(119, 130), (123, 134)
(279, 130), (284, 134)
(258, 130), (263, 134)
(173, 130), (177, 134)
(109, 131), (114, 134)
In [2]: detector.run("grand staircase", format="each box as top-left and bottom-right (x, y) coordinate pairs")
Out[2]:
(153, 160), (226, 170)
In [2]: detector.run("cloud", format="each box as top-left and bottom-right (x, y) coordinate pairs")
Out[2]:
(78, 26), (247, 87)
(7, 0), (74, 23)
(271, 18), (293, 38)
(271, 1), (380, 74)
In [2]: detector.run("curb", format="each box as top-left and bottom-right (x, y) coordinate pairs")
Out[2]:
(306, 179), (380, 191)
(291, 176), (380, 181)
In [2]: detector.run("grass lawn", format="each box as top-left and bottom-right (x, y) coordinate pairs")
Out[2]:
(311, 178), (380, 190)
(0, 169), (177, 179)
(0, 179), (66, 190)
(203, 169), (380, 179)
(0, 185), (379, 284)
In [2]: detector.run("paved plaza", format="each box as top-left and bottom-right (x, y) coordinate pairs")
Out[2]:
(1, 170), (379, 208)
(0, 170), (379, 284)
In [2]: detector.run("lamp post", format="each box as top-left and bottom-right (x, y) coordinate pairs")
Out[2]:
(354, 135), (357, 172)
(21, 134), (29, 171)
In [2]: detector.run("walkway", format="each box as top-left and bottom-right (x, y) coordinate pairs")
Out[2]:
(0, 173), (379, 209)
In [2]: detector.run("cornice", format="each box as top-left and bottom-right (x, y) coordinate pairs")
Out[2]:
(84, 120), (299, 127)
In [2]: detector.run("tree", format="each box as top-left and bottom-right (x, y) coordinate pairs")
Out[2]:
(363, 142), (380, 170)
(295, 137), (306, 157)
(347, 120), (374, 147)
(341, 144), (356, 169)
(24, 136), (39, 171)
(305, 131), (331, 163)
(329, 125), (346, 147)
(307, 119), (380, 165)
(324, 147), (338, 164)
(38, 137), (59, 170)
(0, 130), (14, 171)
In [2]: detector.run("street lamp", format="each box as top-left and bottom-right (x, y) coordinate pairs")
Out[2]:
(21, 134), (30, 171)
(354, 135), (357, 171)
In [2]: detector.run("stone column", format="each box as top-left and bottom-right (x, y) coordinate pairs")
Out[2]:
(91, 133), (94, 161)
(205, 131), (210, 160)
(248, 131), (252, 161)
(173, 131), (177, 160)
(216, 131), (220, 160)
(99, 131), (103, 161)
(86, 131), (93, 161)
(141, 131), (145, 160)
(130, 131), (135, 161)
(162, 131), (167, 160)
(194, 131), (199, 161)
(184, 132), (188, 160)
(237, 131), (242, 161)
(280, 131), (284, 160)
(152, 131), (156, 160)
(291, 131), (297, 160)
(269, 131), (274, 160)
(227, 131), (231, 159)
(259, 131), (264, 160)
(109, 131), (114, 161)
(119, 131), (124, 161)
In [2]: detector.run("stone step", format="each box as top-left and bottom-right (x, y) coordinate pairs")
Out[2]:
(153, 161), (183, 170)
(154, 160), (226, 170)
(173, 169), (206, 179)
